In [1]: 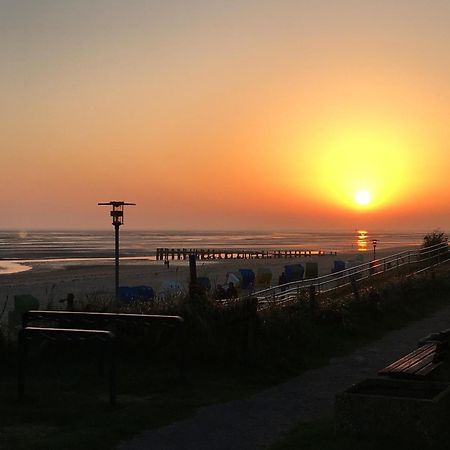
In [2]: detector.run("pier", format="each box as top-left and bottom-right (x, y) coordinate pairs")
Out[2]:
(155, 248), (337, 261)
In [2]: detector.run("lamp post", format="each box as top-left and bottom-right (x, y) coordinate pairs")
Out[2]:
(372, 239), (379, 260)
(98, 201), (136, 300)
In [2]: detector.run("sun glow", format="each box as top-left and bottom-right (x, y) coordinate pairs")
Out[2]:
(305, 117), (419, 211)
(355, 190), (371, 206)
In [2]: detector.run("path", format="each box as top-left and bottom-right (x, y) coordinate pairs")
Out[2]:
(118, 301), (450, 450)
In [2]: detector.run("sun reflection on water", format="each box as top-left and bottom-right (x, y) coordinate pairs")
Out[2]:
(356, 230), (368, 252)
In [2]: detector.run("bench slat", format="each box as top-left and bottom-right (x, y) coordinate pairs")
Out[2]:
(415, 361), (443, 377)
(379, 343), (436, 374)
(389, 348), (436, 374)
(402, 353), (437, 375)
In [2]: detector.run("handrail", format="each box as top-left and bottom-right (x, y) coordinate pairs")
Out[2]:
(249, 242), (449, 306)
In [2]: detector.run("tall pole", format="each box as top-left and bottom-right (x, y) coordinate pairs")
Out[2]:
(98, 201), (135, 301)
(115, 223), (120, 300)
(372, 239), (379, 261)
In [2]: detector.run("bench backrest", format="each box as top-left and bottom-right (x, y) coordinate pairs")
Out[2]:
(23, 310), (184, 333)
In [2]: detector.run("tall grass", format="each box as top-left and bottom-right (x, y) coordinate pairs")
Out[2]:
(60, 266), (450, 375)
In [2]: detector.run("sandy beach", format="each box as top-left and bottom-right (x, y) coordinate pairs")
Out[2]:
(0, 246), (415, 318)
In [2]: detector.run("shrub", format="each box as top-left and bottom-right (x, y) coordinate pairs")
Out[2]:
(422, 230), (448, 248)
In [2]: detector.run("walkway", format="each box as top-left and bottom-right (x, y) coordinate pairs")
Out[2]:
(118, 301), (450, 450)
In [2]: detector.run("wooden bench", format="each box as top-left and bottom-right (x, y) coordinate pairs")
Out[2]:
(378, 342), (446, 379)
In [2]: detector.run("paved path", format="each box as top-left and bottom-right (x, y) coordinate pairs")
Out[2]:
(118, 302), (450, 450)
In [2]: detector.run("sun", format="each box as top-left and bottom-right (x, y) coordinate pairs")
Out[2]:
(355, 190), (371, 206)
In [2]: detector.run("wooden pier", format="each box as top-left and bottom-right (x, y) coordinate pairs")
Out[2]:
(155, 248), (337, 261)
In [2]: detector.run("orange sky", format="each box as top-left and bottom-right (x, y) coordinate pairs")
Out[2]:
(1, 1), (449, 231)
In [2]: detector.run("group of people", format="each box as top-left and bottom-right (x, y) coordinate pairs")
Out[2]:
(213, 282), (238, 299)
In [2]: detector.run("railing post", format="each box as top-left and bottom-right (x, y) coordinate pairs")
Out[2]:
(177, 319), (186, 381)
(108, 335), (116, 407)
(18, 330), (26, 400)
(246, 297), (258, 357)
(349, 275), (360, 302)
(309, 285), (316, 318)
(189, 254), (197, 298)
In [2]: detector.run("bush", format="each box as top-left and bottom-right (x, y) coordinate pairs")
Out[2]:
(422, 230), (448, 248)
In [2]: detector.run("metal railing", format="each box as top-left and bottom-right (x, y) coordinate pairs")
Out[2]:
(249, 242), (449, 311)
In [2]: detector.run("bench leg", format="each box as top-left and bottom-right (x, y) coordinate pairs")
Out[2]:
(18, 331), (27, 399)
(108, 338), (116, 407)
(177, 324), (186, 381)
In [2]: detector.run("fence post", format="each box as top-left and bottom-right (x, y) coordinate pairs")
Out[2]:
(189, 254), (197, 298)
(246, 297), (258, 357)
(18, 330), (26, 400)
(108, 335), (116, 407)
(349, 275), (360, 302)
(177, 319), (186, 381)
(309, 285), (316, 318)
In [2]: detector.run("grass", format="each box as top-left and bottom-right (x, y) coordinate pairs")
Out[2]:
(270, 417), (450, 450)
(0, 265), (449, 449)
(0, 356), (274, 450)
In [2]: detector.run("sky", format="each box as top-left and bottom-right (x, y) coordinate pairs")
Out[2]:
(1, 0), (449, 231)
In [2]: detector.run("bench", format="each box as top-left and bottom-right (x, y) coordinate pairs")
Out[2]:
(378, 342), (446, 379)
(18, 327), (116, 405)
(19, 311), (186, 406)
(23, 310), (185, 378)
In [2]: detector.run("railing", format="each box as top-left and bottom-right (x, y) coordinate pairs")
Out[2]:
(249, 242), (449, 311)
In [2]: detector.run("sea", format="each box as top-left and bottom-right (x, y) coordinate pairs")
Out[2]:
(0, 229), (426, 264)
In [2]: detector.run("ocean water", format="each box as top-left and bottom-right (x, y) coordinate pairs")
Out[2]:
(0, 229), (425, 261)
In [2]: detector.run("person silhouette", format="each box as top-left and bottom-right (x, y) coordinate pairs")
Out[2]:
(226, 282), (238, 298)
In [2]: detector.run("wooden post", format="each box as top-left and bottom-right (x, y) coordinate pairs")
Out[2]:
(309, 284), (317, 318)
(349, 275), (360, 302)
(246, 297), (258, 357)
(189, 254), (197, 297)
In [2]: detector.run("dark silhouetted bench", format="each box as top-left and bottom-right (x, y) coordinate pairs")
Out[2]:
(23, 310), (185, 378)
(378, 342), (446, 379)
(19, 311), (186, 406)
(18, 327), (116, 405)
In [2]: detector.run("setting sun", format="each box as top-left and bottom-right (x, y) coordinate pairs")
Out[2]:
(299, 115), (426, 213)
(355, 190), (371, 206)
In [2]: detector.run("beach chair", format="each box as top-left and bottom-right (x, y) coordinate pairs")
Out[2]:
(118, 286), (154, 303)
(134, 286), (155, 301)
(255, 268), (272, 289)
(332, 260), (346, 273)
(284, 264), (304, 282)
(118, 286), (134, 303)
(238, 269), (255, 290)
(159, 281), (184, 298)
(304, 262), (318, 279)
(226, 272), (242, 289)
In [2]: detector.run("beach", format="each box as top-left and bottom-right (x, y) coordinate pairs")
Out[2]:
(0, 245), (414, 317)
